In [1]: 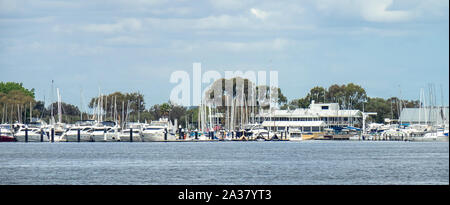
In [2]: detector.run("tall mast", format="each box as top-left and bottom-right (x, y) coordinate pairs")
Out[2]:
(80, 88), (83, 121)
(29, 101), (32, 123)
(440, 84), (446, 125)
(51, 80), (54, 124)
(419, 88), (422, 125)
(57, 88), (62, 124)
(209, 102), (212, 131)
(138, 98), (140, 123)
(17, 104), (20, 123)
(114, 96), (117, 124)
(105, 95), (107, 121)
(2, 104), (4, 124)
(121, 101), (124, 128)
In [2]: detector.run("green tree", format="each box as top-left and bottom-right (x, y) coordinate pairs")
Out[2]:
(306, 86), (327, 103)
(0, 82), (35, 98)
(89, 92), (145, 122)
(365, 97), (391, 123)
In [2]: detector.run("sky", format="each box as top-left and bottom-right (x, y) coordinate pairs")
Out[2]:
(0, 0), (449, 109)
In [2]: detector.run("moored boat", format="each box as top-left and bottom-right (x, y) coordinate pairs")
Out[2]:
(0, 124), (15, 142)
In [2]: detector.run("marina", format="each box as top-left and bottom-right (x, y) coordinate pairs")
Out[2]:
(0, 100), (448, 143)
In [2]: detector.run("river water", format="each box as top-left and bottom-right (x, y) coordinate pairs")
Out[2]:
(0, 141), (448, 185)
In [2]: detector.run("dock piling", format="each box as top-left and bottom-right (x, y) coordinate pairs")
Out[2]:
(51, 128), (54, 143)
(25, 128), (28, 143)
(130, 128), (133, 142)
(77, 129), (81, 142)
(164, 128), (167, 141)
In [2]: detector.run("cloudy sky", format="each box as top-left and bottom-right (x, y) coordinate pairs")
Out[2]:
(0, 0), (448, 108)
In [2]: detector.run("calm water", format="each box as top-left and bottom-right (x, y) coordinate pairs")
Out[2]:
(0, 141), (448, 185)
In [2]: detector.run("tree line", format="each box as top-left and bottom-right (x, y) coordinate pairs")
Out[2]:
(281, 83), (420, 123)
(1, 81), (420, 125)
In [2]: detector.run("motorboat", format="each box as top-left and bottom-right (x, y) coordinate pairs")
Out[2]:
(288, 128), (302, 141)
(141, 118), (176, 142)
(413, 128), (449, 142)
(104, 126), (121, 142)
(119, 128), (142, 142)
(60, 126), (93, 142)
(14, 127), (48, 142)
(90, 121), (117, 142)
(0, 124), (16, 142)
(119, 122), (143, 142)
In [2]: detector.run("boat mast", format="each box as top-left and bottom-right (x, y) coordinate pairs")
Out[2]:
(440, 84), (446, 125)
(50, 80), (54, 125)
(121, 101), (124, 128)
(29, 101), (32, 123)
(419, 88), (423, 125)
(80, 88), (83, 121)
(57, 88), (62, 124)
(138, 98), (140, 123)
(114, 96), (117, 124)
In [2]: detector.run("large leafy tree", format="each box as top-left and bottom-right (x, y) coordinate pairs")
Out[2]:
(148, 102), (187, 125)
(0, 82), (35, 98)
(88, 92), (145, 121)
(0, 82), (36, 123)
(205, 77), (287, 109)
(286, 83), (367, 110)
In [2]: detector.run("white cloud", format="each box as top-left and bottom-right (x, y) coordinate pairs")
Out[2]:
(104, 36), (150, 45)
(82, 18), (142, 33)
(360, 0), (413, 22)
(0, 0), (22, 13)
(209, 0), (253, 10)
(5, 41), (110, 56)
(0, 16), (54, 24)
(195, 15), (251, 29)
(315, 0), (416, 22)
(250, 8), (269, 20)
(195, 38), (291, 52)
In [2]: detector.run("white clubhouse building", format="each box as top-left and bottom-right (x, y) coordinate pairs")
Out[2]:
(256, 101), (363, 132)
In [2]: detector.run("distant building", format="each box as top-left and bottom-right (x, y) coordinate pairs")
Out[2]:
(256, 101), (362, 131)
(399, 107), (449, 125)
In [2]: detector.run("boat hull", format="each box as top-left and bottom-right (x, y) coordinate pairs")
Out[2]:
(142, 132), (176, 142)
(412, 136), (449, 142)
(119, 134), (142, 142)
(0, 135), (16, 142)
(91, 134), (106, 142)
(61, 134), (92, 142)
(15, 134), (48, 142)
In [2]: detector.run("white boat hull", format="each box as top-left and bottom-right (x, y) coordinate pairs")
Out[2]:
(15, 134), (49, 142)
(142, 132), (176, 142)
(62, 133), (92, 142)
(104, 133), (120, 142)
(119, 134), (142, 142)
(289, 137), (303, 141)
(91, 134), (106, 142)
(412, 136), (449, 142)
